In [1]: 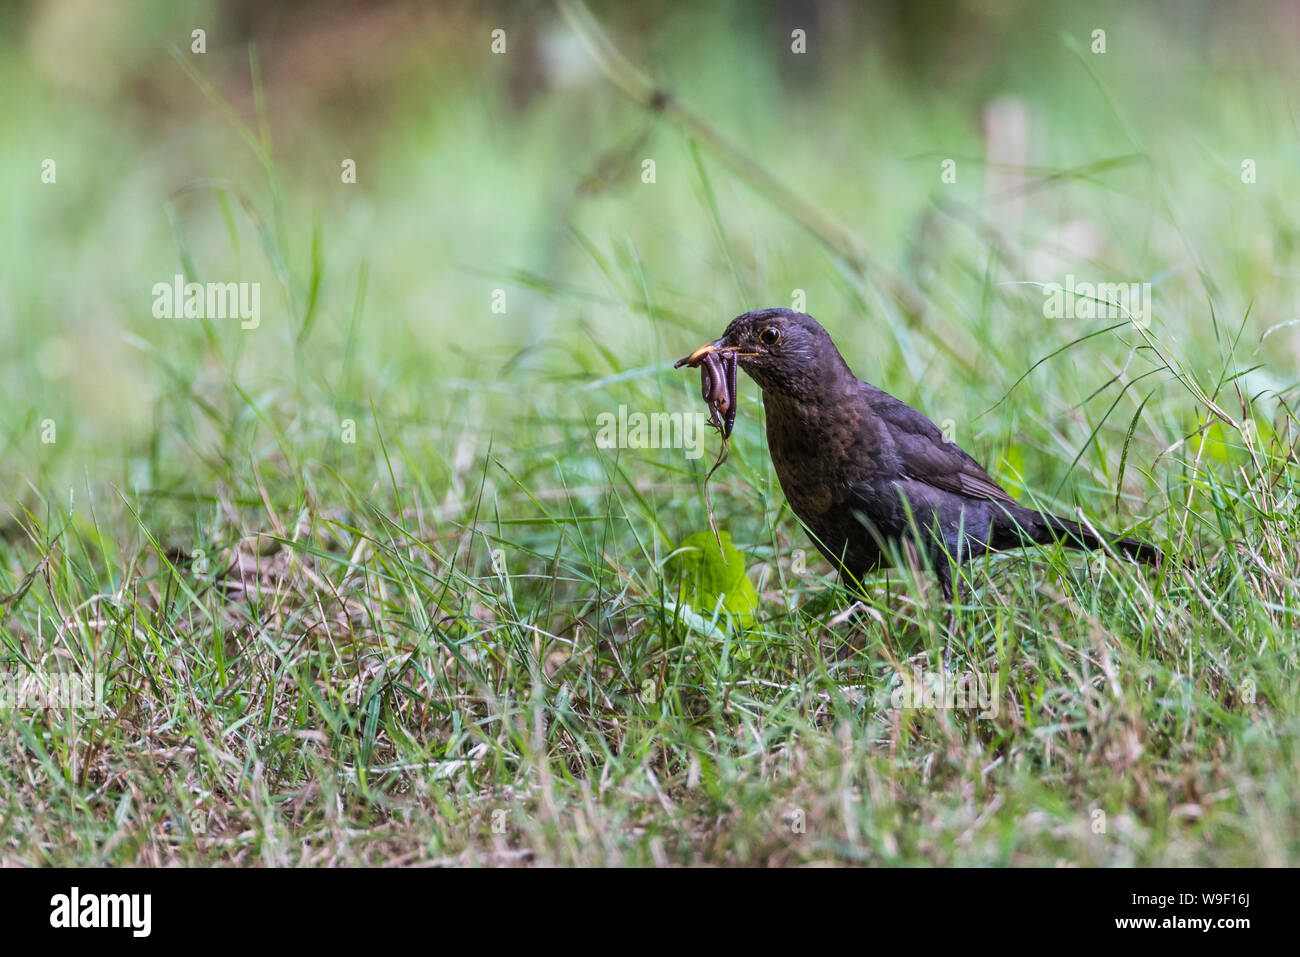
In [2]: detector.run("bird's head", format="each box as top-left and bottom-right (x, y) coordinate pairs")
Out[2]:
(678, 309), (853, 397)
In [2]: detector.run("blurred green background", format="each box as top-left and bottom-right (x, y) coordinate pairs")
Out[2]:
(4, 0), (1297, 528)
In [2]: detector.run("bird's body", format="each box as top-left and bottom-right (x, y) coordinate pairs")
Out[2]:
(681, 309), (1161, 597)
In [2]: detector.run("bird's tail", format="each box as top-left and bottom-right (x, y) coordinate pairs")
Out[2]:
(1021, 508), (1164, 569)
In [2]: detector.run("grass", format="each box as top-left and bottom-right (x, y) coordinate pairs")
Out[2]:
(2, 1), (1299, 866)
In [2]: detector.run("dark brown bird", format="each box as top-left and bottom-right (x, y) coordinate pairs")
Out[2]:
(679, 308), (1162, 600)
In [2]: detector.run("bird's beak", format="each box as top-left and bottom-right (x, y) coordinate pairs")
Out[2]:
(674, 338), (727, 368)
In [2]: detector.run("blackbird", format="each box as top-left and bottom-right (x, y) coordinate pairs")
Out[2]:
(680, 308), (1162, 600)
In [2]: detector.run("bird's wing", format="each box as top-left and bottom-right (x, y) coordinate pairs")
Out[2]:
(865, 386), (1017, 505)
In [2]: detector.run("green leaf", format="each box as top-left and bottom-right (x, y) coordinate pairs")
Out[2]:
(667, 530), (759, 628)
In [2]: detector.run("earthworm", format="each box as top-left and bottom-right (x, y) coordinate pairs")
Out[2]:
(674, 345), (742, 557)
(694, 350), (737, 438)
(722, 350), (738, 437)
(700, 352), (725, 432)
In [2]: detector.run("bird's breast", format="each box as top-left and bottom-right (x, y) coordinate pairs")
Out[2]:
(762, 387), (880, 520)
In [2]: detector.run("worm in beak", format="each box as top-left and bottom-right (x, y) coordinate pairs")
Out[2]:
(675, 337), (743, 558)
(675, 340), (738, 440)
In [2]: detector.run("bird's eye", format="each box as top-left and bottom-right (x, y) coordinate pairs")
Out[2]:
(760, 327), (780, 345)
